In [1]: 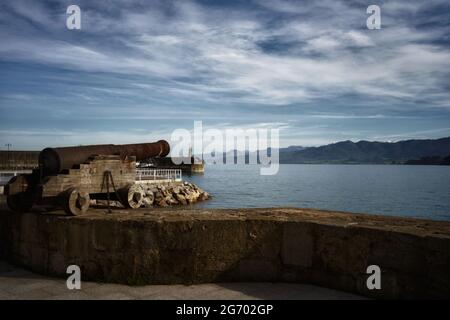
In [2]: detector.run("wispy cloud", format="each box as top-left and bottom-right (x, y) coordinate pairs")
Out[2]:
(0, 0), (449, 148)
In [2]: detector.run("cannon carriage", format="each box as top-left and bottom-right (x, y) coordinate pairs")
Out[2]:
(4, 140), (170, 215)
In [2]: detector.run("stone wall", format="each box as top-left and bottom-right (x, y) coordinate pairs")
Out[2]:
(0, 207), (449, 299)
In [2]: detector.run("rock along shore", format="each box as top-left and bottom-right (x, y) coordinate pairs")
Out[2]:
(93, 181), (210, 208)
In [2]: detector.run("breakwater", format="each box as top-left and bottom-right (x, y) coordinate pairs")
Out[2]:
(94, 181), (210, 208)
(143, 181), (210, 206)
(0, 207), (449, 299)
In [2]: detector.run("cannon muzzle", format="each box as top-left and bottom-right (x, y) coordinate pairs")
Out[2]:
(39, 140), (170, 175)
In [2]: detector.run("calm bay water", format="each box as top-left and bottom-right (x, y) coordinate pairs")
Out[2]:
(185, 164), (450, 221)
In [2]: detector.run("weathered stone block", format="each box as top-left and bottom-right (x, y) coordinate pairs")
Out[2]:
(92, 220), (115, 252)
(238, 259), (278, 281)
(48, 251), (66, 274)
(282, 223), (313, 268)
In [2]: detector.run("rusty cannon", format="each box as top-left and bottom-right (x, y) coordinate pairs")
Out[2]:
(4, 140), (170, 215)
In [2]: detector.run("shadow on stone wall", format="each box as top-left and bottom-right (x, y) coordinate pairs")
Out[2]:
(0, 205), (449, 299)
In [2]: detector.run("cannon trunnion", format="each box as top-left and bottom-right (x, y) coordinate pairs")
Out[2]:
(4, 141), (170, 215)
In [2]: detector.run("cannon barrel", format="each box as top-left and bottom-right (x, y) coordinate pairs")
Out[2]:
(39, 140), (170, 175)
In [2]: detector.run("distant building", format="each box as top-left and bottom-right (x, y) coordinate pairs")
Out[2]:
(0, 151), (39, 170)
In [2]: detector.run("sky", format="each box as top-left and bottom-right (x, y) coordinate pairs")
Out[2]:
(0, 0), (449, 150)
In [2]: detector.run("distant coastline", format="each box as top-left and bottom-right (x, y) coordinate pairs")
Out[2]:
(212, 137), (450, 165)
(404, 155), (450, 166)
(277, 137), (450, 165)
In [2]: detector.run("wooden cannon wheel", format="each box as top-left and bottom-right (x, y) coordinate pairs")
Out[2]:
(6, 192), (35, 213)
(119, 184), (144, 209)
(62, 188), (90, 216)
(5, 175), (36, 213)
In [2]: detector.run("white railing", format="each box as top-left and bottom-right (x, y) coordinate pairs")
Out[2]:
(0, 170), (32, 186)
(136, 168), (182, 182)
(0, 171), (26, 177)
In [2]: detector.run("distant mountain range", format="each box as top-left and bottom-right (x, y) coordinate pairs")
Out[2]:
(205, 137), (450, 164)
(279, 137), (450, 164)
